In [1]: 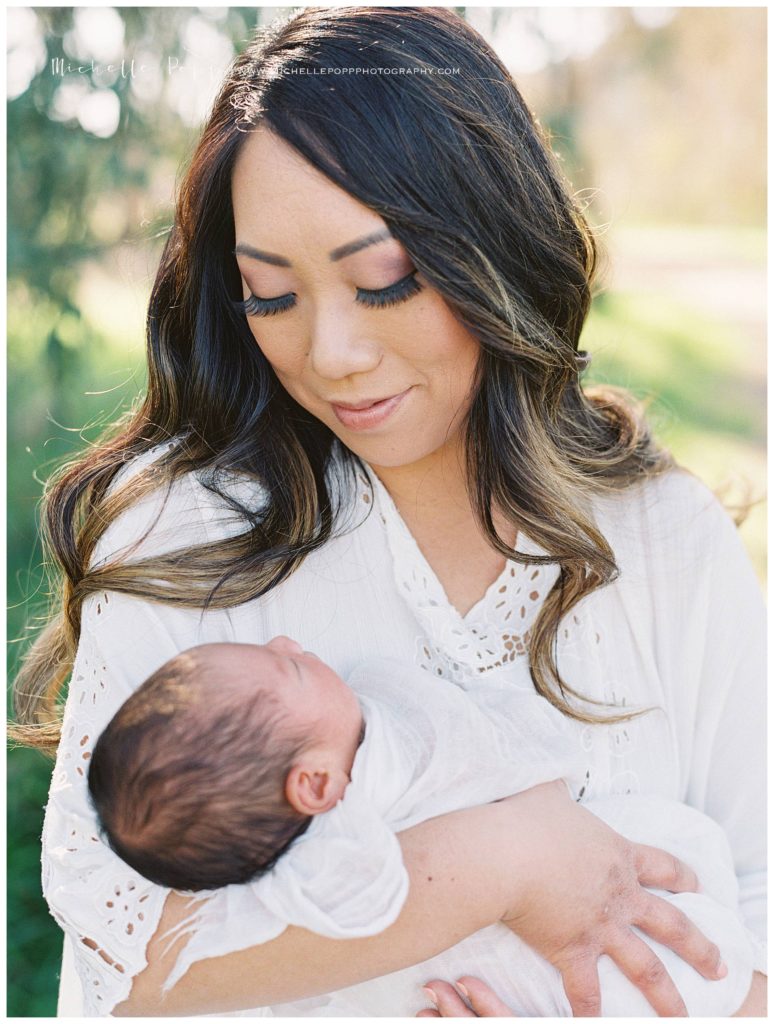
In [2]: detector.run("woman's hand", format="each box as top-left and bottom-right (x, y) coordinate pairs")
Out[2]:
(416, 970), (768, 1018)
(496, 781), (726, 1017)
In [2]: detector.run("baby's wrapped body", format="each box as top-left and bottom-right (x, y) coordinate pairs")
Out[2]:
(166, 659), (754, 1017)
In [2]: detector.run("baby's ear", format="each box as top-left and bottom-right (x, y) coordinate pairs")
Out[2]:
(285, 763), (343, 815)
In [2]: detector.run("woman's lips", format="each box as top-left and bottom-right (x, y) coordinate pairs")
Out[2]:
(331, 388), (413, 431)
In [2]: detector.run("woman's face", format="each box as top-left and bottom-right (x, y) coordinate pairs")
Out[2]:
(230, 128), (480, 471)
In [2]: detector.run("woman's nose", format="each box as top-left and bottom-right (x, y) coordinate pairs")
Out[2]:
(308, 313), (382, 380)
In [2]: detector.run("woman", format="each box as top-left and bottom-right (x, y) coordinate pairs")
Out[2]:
(13, 7), (765, 1017)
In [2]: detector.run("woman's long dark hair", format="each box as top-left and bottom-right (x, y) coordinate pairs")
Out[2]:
(13, 6), (675, 753)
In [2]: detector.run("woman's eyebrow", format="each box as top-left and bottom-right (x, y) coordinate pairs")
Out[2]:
(233, 227), (394, 268)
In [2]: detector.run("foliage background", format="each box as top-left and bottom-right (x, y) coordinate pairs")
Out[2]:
(7, 6), (766, 1016)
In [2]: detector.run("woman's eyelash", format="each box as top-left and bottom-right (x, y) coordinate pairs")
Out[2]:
(239, 293), (295, 318)
(357, 271), (423, 310)
(233, 271), (422, 319)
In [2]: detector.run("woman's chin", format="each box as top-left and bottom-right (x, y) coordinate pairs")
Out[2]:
(342, 438), (440, 470)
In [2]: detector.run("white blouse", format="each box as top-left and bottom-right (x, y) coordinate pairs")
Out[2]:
(42, 442), (767, 1016)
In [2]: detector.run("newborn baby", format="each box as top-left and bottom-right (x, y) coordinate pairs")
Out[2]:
(89, 638), (367, 892)
(87, 638), (755, 1017)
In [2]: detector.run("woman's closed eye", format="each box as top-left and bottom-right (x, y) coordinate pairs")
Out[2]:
(233, 270), (423, 318)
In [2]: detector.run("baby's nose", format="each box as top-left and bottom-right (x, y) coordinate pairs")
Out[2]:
(266, 635), (303, 655)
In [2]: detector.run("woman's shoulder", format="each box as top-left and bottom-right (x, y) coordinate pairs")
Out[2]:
(91, 440), (268, 569)
(598, 465), (731, 533)
(592, 465), (742, 576)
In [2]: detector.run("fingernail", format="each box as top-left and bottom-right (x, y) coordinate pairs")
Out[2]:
(423, 987), (438, 1006)
(717, 961), (728, 979)
(456, 982), (470, 1001)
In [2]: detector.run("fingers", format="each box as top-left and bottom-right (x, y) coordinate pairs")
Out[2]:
(633, 843), (699, 894)
(559, 955), (603, 1017)
(634, 891), (726, 981)
(420, 978), (518, 1017)
(605, 928), (688, 1017)
(421, 981), (477, 1017)
(455, 976), (518, 1016)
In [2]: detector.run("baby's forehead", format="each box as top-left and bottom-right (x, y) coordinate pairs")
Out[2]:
(188, 643), (287, 693)
(165, 646), (291, 734)
(192, 641), (267, 668)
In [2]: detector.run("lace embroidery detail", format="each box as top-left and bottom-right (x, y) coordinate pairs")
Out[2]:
(604, 683), (637, 760)
(359, 465), (616, 805)
(42, 592), (169, 1015)
(415, 635), (467, 684)
(362, 465), (561, 684)
(609, 769), (641, 796)
(601, 679), (643, 796)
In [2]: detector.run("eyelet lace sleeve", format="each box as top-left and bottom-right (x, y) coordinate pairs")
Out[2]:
(40, 450), (262, 1015)
(41, 590), (174, 1015)
(43, 590), (257, 1015)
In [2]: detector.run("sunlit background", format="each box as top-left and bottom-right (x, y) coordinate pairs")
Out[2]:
(7, 7), (766, 1015)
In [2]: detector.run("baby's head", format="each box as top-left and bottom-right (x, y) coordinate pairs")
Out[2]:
(87, 638), (364, 891)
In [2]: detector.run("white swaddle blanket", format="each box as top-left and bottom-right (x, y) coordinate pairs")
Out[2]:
(162, 658), (754, 1017)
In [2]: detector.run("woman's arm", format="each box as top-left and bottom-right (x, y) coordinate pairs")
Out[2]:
(116, 797), (521, 1015)
(116, 780), (724, 1017)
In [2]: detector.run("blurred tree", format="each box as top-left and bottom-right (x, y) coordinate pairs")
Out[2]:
(7, 8), (267, 1013)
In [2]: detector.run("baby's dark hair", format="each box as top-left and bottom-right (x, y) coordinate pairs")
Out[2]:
(87, 645), (313, 891)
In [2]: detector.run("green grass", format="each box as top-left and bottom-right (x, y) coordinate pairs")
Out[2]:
(584, 286), (766, 582)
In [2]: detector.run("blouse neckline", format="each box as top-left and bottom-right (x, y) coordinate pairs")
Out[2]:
(359, 460), (560, 684)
